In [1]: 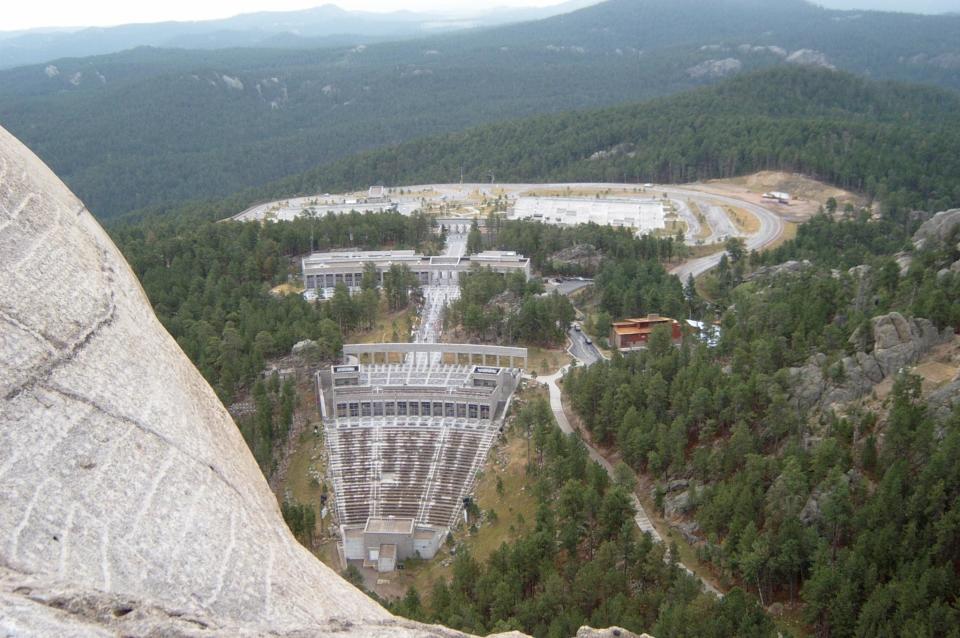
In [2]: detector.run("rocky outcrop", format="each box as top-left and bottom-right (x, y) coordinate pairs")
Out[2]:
(913, 209), (960, 250)
(551, 243), (600, 271)
(928, 375), (960, 423)
(0, 124), (482, 637)
(790, 312), (952, 409)
(576, 629), (652, 638)
(786, 49), (835, 69)
(686, 58), (742, 79)
(893, 251), (913, 276)
(799, 470), (859, 527)
(743, 259), (811, 282)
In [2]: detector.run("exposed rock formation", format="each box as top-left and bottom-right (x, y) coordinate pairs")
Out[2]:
(743, 259), (811, 282)
(576, 629), (652, 638)
(913, 208), (960, 250)
(790, 312), (953, 409)
(928, 375), (960, 423)
(685, 58), (742, 79)
(551, 243), (600, 271)
(0, 125), (476, 636)
(785, 49), (835, 69)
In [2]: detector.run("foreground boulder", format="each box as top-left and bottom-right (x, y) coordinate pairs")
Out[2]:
(0, 125), (471, 636)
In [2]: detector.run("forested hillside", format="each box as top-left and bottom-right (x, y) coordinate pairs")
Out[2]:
(559, 212), (960, 636)
(3, 0), (959, 218)
(175, 67), (960, 224)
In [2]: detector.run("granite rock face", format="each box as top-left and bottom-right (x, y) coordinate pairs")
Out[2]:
(928, 376), (960, 423)
(0, 125), (473, 636)
(743, 259), (811, 282)
(789, 312), (952, 409)
(913, 209), (960, 250)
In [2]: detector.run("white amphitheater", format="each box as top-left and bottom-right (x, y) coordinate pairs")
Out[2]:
(511, 196), (666, 234)
(317, 344), (526, 571)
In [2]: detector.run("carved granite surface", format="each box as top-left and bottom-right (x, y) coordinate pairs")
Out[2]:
(0, 125), (479, 636)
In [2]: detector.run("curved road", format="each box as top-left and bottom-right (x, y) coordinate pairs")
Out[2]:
(661, 187), (784, 281)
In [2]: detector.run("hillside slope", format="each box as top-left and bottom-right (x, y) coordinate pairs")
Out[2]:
(2, 0), (959, 218)
(180, 67), (960, 224)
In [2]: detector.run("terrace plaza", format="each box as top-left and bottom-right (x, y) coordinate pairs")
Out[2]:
(317, 343), (527, 572)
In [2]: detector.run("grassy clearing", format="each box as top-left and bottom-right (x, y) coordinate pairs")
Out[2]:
(281, 421), (343, 569)
(725, 205), (761, 234)
(687, 242), (726, 259)
(349, 304), (414, 345)
(284, 428), (325, 512)
(526, 346), (572, 376)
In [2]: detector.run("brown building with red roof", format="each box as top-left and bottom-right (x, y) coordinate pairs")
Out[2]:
(610, 314), (683, 350)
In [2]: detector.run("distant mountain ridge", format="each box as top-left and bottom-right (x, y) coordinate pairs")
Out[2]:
(0, 1), (597, 69)
(1, 0), (958, 218)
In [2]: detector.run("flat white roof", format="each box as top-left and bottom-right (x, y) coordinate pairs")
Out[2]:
(365, 518), (415, 535)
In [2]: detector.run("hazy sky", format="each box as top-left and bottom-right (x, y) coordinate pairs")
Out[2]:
(2, 1), (568, 31)
(2, 0), (956, 31)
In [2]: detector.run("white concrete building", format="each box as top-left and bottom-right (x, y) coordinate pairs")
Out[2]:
(301, 249), (530, 291)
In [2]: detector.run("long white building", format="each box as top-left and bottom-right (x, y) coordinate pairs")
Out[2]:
(511, 196), (666, 234)
(302, 249), (530, 291)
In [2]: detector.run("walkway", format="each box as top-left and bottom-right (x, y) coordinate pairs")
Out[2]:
(410, 229), (466, 362)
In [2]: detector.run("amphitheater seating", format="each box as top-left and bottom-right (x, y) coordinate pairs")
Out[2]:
(326, 417), (498, 529)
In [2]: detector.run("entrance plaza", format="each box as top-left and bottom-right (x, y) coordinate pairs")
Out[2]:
(317, 343), (527, 570)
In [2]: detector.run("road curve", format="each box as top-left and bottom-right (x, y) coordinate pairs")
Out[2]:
(661, 187), (784, 281)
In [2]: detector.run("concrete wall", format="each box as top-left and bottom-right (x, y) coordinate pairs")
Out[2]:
(343, 343), (527, 369)
(414, 529), (443, 559)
